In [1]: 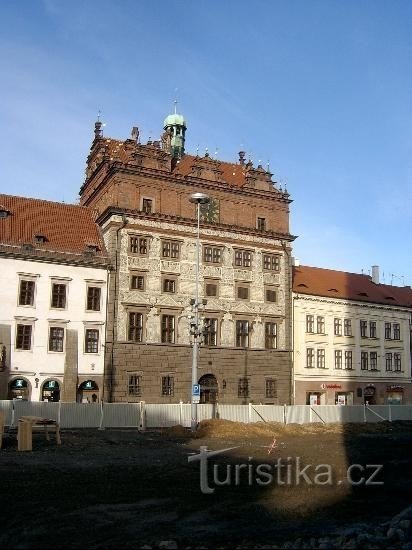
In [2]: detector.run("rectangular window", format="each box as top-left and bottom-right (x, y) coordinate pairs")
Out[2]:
(238, 378), (249, 398)
(142, 198), (153, 214)
(344, 319), (352, 336)
(162, 240), (180, 259)
(265, 379), (277, 399)
(394, 353), (401, 372)
(51, 283), (66, 309)
(128, 312), (143, 342)
(369, 321), (377, 338)
(265, 288), (277, 303)
(306, 348), (315, 368)
(316, 316), (325, 334)
(257, 217), (266, 231)
(234, 249), (252, 267)
(385, 322), (391, 339)
(49, 327), (64, 352)
(129, 236), (148, 255)
(85, 329), (99, 353)
(335, 350), (342, 369)
(385, 352), (393, 371)
(265, 322), (277, 349)
(237, 286), (249, 300)
(16, 324), (32, 350)
(370, 351), (378, 370)
(361, 351), (368, 370)
(236, 320), (249, 348)
(306, 315), (314, 333)
(19, 280), (35, 306)
(317, 349), (326, 369)
(128, 374), (141, 396)
(163, 278), (176, 293)
(203, 318), (217, 346)
(334, 318), (342, 336)
(205, 282), (218, 297)
(161, 376), (174, 396)
(263, 254), (280, 271)
(161, 315), (175, 343)
(345, 351), (353, 370)
(393, 323), (400, 340)
(87, 287), (101, 311)
(360, 320), (368, 338)
(203, 246), (222, 264)
(131, 274), (145, 290)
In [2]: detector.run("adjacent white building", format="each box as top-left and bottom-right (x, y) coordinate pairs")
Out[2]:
(293, 265), (412, 405)
(0, 195), (109, 402)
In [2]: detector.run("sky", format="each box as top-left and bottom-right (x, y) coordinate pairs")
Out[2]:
(1, 0), (411, 285)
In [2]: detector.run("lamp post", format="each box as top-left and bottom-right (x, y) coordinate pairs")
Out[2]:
(189, 192), (210, 433)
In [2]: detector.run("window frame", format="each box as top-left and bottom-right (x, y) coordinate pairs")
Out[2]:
(370, 351), (378, 370)
(361, 351), (368, 370)
(265, 378), (277, 399)
(316, 316), (325, 334)
(204, 279), (219, 298)
(128, 373), (142, 397)
(360, 320), (368, 338)
(306, 314), (315, 333)
(344, 318), (352, 336)
(128, 312), (144, 343)
(18, 279), (35, 307)
(162, 277), (177, 294)
(15, 323), (33, 351)
(130, 273), (145, 291)
(238, 377), (249, 398)
(393, 323), (400, 340)
(203, 245), (223, 265)
(84, 328), (99, 354)
(344, 350), (353, 370)
(394, 353), (401, 372)
(369, 321), (377, 339)
(48, 326), (65, 353)
(161, 375), (174, 396)
(334, 349), (342, 369)
(334, 318), (342, 336)
(234, 249), (252, 268)
(51, 282), (67, 309)
(264, 321), (277, 349)
(161, 314), (175, 344)
(257, 217), (266, 231)
(141, 197), (154, 214)
(129, 235), (149, 256)
(306, 348), (315, 368)
(86, 286), (102, 312)
(235, 319), (249, 348)
(262, 253), (280, 272)
(385, 352), (393, 371)
(265, 286), (277, 303)
(384, 322), (392, 340)
(236, 283), (250, 301)
(203, 318), (218, 346)
(161, 239), (180, 259)
(317, 348), (326, 369)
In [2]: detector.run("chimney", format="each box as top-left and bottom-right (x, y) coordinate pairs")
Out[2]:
(292, 257), (300, 267)
(372, 265), (380, 284)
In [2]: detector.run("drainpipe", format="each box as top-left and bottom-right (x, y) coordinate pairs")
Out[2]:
(281, 241), (294, 405)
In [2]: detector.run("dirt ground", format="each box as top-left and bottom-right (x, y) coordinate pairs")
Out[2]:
(1, 420), (411, 548)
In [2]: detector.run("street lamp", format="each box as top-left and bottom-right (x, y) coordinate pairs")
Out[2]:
(189, 192), (210, 433)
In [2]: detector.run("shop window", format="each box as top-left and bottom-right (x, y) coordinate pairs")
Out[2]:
(307, 392), (322, 405)
(335, 392), (353, 406)
(42, 380), (60, 402)
(8, 378), (29, 400)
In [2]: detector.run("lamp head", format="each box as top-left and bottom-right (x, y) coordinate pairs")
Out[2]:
(189, 192), (210, 205)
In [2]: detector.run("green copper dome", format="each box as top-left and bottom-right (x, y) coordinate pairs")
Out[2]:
(163, 113), (186, 128)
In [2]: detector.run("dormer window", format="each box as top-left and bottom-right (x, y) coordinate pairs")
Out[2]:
(34, 234), (47, 244)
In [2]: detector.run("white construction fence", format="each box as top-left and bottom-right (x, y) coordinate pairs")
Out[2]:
(1, 401), (412, 429)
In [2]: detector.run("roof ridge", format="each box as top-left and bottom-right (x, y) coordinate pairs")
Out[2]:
(0, 194), (92, 211)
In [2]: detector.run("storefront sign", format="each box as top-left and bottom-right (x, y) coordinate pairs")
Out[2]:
(387, 385), (404, 392)
(320, 383), (342, 390)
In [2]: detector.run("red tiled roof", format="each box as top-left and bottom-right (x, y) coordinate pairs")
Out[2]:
(293, 265), (412, 308)
(173, 154), (248, 187)
(0, 194), (107, 258)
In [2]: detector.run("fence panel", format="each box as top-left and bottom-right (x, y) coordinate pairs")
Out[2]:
(250, 405), (284, 423)
(364, 405), (390, 423)
(309, 405), (365, 423)
(102, 403), (141, 428)
(217, 404), (250, 423)
(0, 400), (14, 426)
(286, 405), (311, 424)
(197, 404), (214, 422)
(390, 406), (412, 421)
(145, 404), (182, 428)
(60, 403), (101, 428)
(12, 401), (60, 427)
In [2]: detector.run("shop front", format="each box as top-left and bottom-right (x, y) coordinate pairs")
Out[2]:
(8, 378), (30, 400)
(41, 379), (61, 402)
(78, 380), (99, 403)
(386, 385), (404, 405)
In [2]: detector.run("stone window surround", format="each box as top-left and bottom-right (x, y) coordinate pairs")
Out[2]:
(161, 273), (178, 294)
(122, 304), (150, 343)
(47, 319), (69, 354)
(14, 316), (36, 352)
(50, 277), (70, 310)
(17, 273), (40, 308)
(204, 278), (220, 298)
(235, 281), (250, 301)
(140, 196), (155, 214)
(129, 270), (148, 291)
(128, 233), (151, 256)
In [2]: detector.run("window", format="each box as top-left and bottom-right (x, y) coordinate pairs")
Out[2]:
(236, 320), (249, 347)
(306, 348), (315, 368)
(334, 318), (342, 336)
(393, 323), (400, 340)
(385, 353), (393, 371)
(237, 285), (249, 300)
(85, 329), (99, 353)
(361, 351), (368, 370)
(265, 288), (277, 303)
(16, 324), (32, 350)
(384, 322), (391, 339)
(370, 352), (378, 370)
(306, 315), (314, 333)
(128, 312), (143, 342)
(142, 198), (153, 214)
(131, 274), (145, 290)
(161, 315), (175, 343)
(265, 378), (277, 399)
(369, 321), (377, 338)
(345, 351), (353, 370)
(257, 217), (266, 231)
(87, 287), (101, 311)
(161, 376), (174, 396)
(51, 283), (66, 309)
(317, 349), (326, 368)
(129, 236), (148, 255)
(265, 322), (277, 349)
(128, 374), (141, 397)
(205, 281), (218, 297)
(203, 246), (222, 264)
(49, 327), (64, 352)
(163, 278), (176, 293)
(203, 318), (217, 346)
(316, 316), (325, 334)
(360, 320), (368, 338)
(394, 353), (401, 372)
(19, 280), (35, 306)
(238, 378), (249, 398)
(263, 253), (280, 271)
(234, 249), (252, 267)
(335, 350), (342, 369)
(162, 240), (180, 259)
(344, 319), (352, 336)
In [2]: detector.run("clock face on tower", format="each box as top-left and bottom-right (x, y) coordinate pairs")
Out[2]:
(199, 197), (220, 223)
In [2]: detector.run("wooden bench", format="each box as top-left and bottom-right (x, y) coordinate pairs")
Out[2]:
(17, 416), (61, 451)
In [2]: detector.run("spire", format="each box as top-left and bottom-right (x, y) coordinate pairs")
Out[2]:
(163, 100), (187, 159)
(94, 109), (103, 139)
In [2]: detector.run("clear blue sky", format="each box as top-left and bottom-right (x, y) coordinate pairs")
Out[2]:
(1, 0), (411, 285)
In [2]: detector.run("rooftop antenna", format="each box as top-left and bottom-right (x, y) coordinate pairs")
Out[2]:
(174, 87), (178, 113)
(266, 160), (270, 172)
(97, 109), (101, 122)
(214, 147), (218, 159)
(196, 144), (199, 157)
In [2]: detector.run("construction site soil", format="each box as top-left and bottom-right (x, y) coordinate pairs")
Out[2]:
(1, 420), (411, 548)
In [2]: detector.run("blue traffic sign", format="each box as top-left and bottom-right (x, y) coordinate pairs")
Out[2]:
(192, 384), (200, 396)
